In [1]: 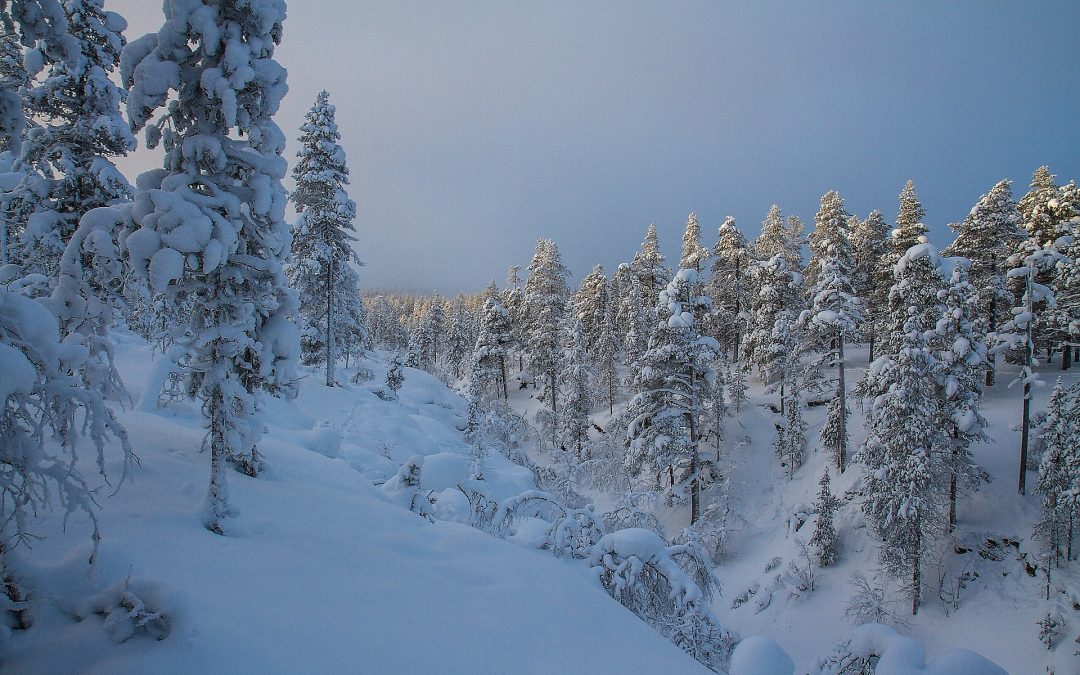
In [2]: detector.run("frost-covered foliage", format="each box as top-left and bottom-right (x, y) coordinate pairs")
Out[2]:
(471, 290), (512, 401)
(753, 204), (802, 271)
(942, 179), (1022, 384)
(384, 351), (404, 399)
(1037, 612), (1065, 650)
(491, 491), (604, 559)
(590, 528), (737, 671)
(574, 264), (608, 350)
(813, 623), (1007, 675)
(286, 91), (361, 386)
(0, 282), (132, 571)
(708, 216), (751, 360)
(811, 470), (840, 566)
(593, 293), (620, 415)
(121, 0), (298, 533)
(523, 238), (569, 412)
(774, 351), (806, 478)
(4, 0), (133, 283)
(621, 278), (647, 367)
(626, 269), (716, 523)
(851, 210), (889, 359)
(77, 574), (170, 643)
(1034, 379), (1079, 566)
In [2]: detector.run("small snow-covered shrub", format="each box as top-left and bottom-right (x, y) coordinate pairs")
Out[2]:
(844, 571), (902, 628)
(1037, 611), (1065, 649)
(590, 528), (737, 672)
(602, 503), (666, 539)
(381, 456), (434, 521)
(350, 365), (374, 384)
(78, 576), (170, 643)
(813, 623), (1006, 675)
(493, 490), (604, 559)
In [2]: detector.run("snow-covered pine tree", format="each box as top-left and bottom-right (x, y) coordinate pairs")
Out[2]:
(6, 0), (133, 288)
(934, 260), (989, 530)
(744, 254), (802, 385)
(773, 328), (806, 479)
(1053, 230), (1080, 370)
(122, 0), (298, 533)
(852, 209), (890, 361)
(524, 239), (570, 412)
(630, 222), (668, 305)
(418, 293), (445, 372)
(625, 268), (716, 524)
(727, 360), (748, 413)
(708, 216), (751, 361)
(704, 357), (727, 460)
(1034, 379), (1078, 566)
(753, 204), (787, 261)
(558, 305), (595, 460)
(443, 294), (472, 379)
(594, 291), (620, 415)
(385, 351), (405, 399)
(784, 214), (806, 273)
(680, 211), (709, 272)
(622, 278), (647, 367)
(872, 181), (929, 351)
(801, 190), (862, 471)
(811, 470), (840, 566)
(574, 264), (608, 350)
(942, 179), (1022, 384)
(855, 242), (948, 615)
(611, 262), (634, 339)
(286, 90), (359, 387)
(471, 287), (512, 401)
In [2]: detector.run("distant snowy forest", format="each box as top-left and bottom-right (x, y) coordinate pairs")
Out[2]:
(1, 1), (1079, 673)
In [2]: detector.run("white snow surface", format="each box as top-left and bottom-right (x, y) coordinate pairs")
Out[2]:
(6, 333), (704, 673)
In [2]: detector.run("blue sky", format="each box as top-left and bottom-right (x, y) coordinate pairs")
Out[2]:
(112, 1), (1080, 293)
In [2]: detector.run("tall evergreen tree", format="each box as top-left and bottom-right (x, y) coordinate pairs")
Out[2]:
(8, 0), (134, 281)
(630, 222), (668, 303)
(744, 254), (802, 385)
(122, 0), (298, 533)
(680, 211), (709, 272)
(472, 289), (512, 401)
(594, 292), (620, 415)
(753, 204), (787, 261)
(559, 307), (595, 460)
(1035, 380), (1079, 565)
(286, 90), (359, 387)
(801, 190), (862, 471)
(942, 179), (1022, 384)
(811, 470), (840, 566)
(708, 216), (750, 361)
(852, 210), (890, 361)
(574, 264), (608, 350)
(524, 238), (570, 412)
(626, 269), (715, 524)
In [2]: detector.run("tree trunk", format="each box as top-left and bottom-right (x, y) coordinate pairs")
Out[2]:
(689, 371), (700, 526)
(985, 296), (997, 386)
(499, 356), (508, 401)
(837, 333), (847, 472)
(326, 264), (334, 387)
(911, 529), (922, 616)
(206, 384), (227, 536)
(1019, 270), (1033, 495)
(868, 330), (875, 363)
(949, 457), (957, 533)
(1062, 342), (1072, 370)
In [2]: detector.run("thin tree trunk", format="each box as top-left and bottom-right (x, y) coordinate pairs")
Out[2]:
(499, 356), (508, 401)
(837, 333), (847, 472)
(689, 371), (700, 526)
(912, 530), (921, 616)
(326, 264), (334, 387)
(985, 297), (997, 386)
(868, 330), (875, 363)
(1062, 342), (1072, 370)
(1019, 269), (1033, 495)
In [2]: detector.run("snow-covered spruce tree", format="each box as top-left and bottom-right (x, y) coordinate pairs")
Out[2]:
(471, 288), (512, 401)
(594, 292), (620, 415)
(442, 294), (472, 380)
(590, 529), (737, 671)
(855, 244), (948, 615)
(626, 269), (716, 524)
(1034, 379), (1078, 566)
(753, 204), (787, 261)
(418, 293), (444, 370)
(621, 278), (647, 367)
(384, 351), (404, 399)
(727, 360), (748, 413)
(811, 470), (840, 566)
(611, 262), (633, 338)
(942, 179), (1022, 384)
(122, 0), (298, 533)
(630, 222), (668, 305)
(784, 215), (806, 271)
(800, 190), (862, 471)
(872, 181), (928, 351)
(744, 254), (802, 385)
(934, 260), (989, 531)
(558, 306), (594, 460)
(574, 264), (608, 350)
(1053, 229), (1080, 370)
(680, 211), (709, 272)
(852, 209), (890, 361)
(286, 90), (359, 387)
(773, 333), (806, 479)
(703, 357), (727, 460)
(8, 0), (134, 283)
(708, 216), (750, 361)
(524, 238), (569, 411)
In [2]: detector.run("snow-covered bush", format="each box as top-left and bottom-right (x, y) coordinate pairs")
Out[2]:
(78, 575), (170, 643)
(1037, 611), (1065, 649)
(590, 528), (737, 672)
(492, 490), (604, 559)
(381, 456), (433, 521)
(844, 571), (903, 629)
(813, 623), (1006, 674)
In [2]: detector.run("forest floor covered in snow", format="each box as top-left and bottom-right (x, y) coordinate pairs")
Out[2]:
(5, 332), (1079, 673)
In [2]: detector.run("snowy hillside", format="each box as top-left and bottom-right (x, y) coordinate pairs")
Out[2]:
(4, 334), (706, 673)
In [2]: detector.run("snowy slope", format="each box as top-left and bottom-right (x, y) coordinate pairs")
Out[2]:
(5, 333), (705, 674)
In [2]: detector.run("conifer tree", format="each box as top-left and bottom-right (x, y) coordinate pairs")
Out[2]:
(744, 254), (801, 384)
(594, 293), (620, 415)
(708, 216), (750, 361)
(626, 269), (716, 524)
(942, 179), (1022, 384)
(852, 210), (890, 360)
(385, 352), (405, 399)
(727, 361), (748, 413)
(680, 211), (709, 272)
(559, 307), (595, 460)
(773, 331), (806, 478)
(472, 289), (512, 401)
(811, 470), (840, 566)
(872, 181), (928, 351)
(286, 90), (359, 387)
(574, 264), (608, 350)
(631, 223), (668, 304)
(622, 278), (647, 367)
(8, 0), (134, 282)
(753, 205), (787, 261)
(934, 261), (988, 530)
(704, 358), (727, 460)
(524, 238), (569, 411)
(801, 190), (862, 471)
(1035, 380), (1079, 565)
(122, 0), (298, 533)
